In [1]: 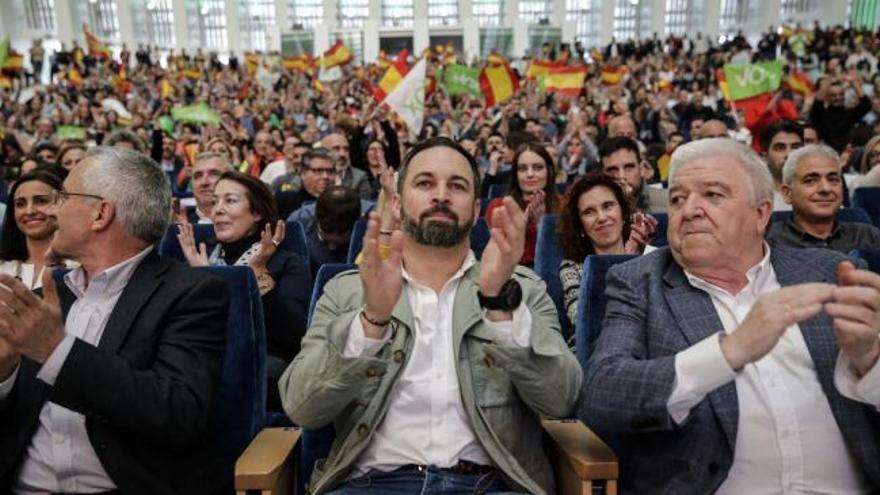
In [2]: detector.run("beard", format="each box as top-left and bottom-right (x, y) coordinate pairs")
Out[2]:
(401, 203), (473, 247)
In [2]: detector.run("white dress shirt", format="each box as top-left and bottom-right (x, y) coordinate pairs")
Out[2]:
(344, 251), (532, 474)
(0, 247), (152, 494)
(667, 245), (879, 494)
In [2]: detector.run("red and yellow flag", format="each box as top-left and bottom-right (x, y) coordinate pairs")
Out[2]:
(480, 60), (519, 107)
(321, 40), (353, 69)
(545, 66), (587, 96)
(159, 78), (174, 99)
(600, 65), (626, 85)
(526, 59), (559, 81)
(487, 52), (506, 67)
(83, 25), (112, 61)
(373, 49), (409, 102)
(112, 64), (130, 94)
(68, 68), (83, 88)
(785, 70), (812, 96)
(244, 52), (260, 75)
(716, 69), (731, 102)
(1, 52), (23, 74)
(0, 75), (11, 89)
(282, 54), (312, 73)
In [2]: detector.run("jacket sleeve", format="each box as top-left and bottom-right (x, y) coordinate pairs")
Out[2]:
(279, 275), (388, 428)
(483, 271), (582, 419)
(48, 275), (229, 449)
(578, 263), (678, 433)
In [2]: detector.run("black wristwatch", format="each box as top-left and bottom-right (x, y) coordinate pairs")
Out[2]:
(478, 279), (522, 311)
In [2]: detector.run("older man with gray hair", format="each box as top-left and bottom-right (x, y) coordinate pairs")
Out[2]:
(0, 146), (230, 493)
(767, 144), (880, 253)
(581, 138), (880, 493)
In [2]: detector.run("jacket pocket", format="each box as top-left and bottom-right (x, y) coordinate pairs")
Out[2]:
(471, 349), (518, 407)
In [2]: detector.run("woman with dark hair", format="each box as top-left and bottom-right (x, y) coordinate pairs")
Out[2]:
(0, 170), (64, 289)
(178, 170), (309, 411)
(484, 142), (561, 266)
(363, 138), (393, 200)
(556, 173), (644, 325)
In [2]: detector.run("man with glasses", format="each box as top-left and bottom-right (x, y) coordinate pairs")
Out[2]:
(277, 148), (337, 218)
(0, 146), (230, 493)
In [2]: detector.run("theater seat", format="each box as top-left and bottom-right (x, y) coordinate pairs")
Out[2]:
(236, 262), (618, 495)
(853, 188), (880, 227)
(199, 266), (267, 474)
(771, 207), (872, 225)
(534, 214), (571, 339)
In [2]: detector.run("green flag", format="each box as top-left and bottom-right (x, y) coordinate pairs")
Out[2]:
(0, 36), (9, 67)
(444, 64), (481, 97)
(158, 115), (175, 135)
(56, 126), (86, 140)
(722, 61), (783, 101)
(171, 102), (221, 125)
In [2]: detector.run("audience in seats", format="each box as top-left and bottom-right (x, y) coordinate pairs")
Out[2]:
(767, 144), (880, 252)
(0, 170), (65, 290)
(306, 185), (361, 279)
(484, 142), (561, 267)
(810, 77), (872, 153)
(580, 138), (880, 493)
(280, 137), (580, 494)
(178, 170), (309, 412)
(323, 133), (370, 200)
(557, 174), (645, 326)
(761, 120), (805, 211)
(0, 146), (231, 493)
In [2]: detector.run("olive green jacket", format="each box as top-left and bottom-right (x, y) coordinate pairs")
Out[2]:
(279, 264), (582, 494)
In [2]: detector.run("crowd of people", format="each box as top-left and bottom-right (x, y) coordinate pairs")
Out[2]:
(0, 19), (879, 494)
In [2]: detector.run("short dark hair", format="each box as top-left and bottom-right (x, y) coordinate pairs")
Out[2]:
(760, 120), (803, 151)
(316, 186), (361, 234)
(557, 173), (633, 262)
(599, 136), (642, 163)
(0, 170), (64, 261)
(216, 170), (279, 232)
(398, 137), (482, 198)
(104, 129), (146, 154)
(302, 147), (335, 170)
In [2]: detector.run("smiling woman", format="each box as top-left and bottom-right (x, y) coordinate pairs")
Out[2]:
(0, 170), (65, 290)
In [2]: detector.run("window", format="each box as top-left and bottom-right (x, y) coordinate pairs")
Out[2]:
(25, 0), (55, 31)
(290, 0), (323, 29)
(382, 0), (413, 27)
(567, 0), (600, 50)
(239, 0), (275, 52)
(88, 0), (120, 43)
(428, 0), (459, 27)
(780, 0), (816, 25)
(719, 0), (756, 40)
(474, 0), (504, 27)
(665, 0), (704, 36)
(337, 0), (368, 28)
(187, 0), (227, 51)
(133, 0), (175, 48)
(613, 0), (639, 40)
(519, 0), (552, 25)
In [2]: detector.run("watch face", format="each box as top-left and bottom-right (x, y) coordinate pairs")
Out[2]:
(500, 279), (522, 310)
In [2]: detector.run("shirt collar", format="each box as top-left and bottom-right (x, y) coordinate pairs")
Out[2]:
(684, 242), (773, 299)
(401, 250), (477, 291)
(786, 216), (841, 241)
(65, 246), (153, 298)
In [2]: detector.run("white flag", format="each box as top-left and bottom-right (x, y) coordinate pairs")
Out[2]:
(385, 56), (427, 141)
(318, 56), (342, 82)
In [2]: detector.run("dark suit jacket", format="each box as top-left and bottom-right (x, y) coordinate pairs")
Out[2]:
(579, 246), (880, 494)
(0, 252), (230, 494)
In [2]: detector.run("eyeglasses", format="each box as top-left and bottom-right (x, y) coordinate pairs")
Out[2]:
(49, 189), (104, 205)
(306, 167), (337, 177)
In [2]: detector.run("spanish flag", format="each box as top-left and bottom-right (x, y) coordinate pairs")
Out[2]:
(378, 50), (391, 70)
(176, 68), (202, 81)
(159, 78), (174, 99)
(112, 64), (130, 93)
(601, 65), (626, 85)
(1, 53), (23, 74)
(0, 75), (10, 89)
(785, 70), (812, 96)
(373, 49), (409, 102)
(282, 54), (312, 73)
(480, 60), (519, 107)
(526, 59), (558, 81)
(716, 69), (731, 102)
(83, 25), (112, 61)
(244, 52), (260, 75)
(321, 40), (353, 69)
(68, 68), (83, 88)
(545, 66), (587, 96)
(487, 52), (506, 67)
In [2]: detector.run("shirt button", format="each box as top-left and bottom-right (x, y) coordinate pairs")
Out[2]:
(357, 424), (369, 436)
(53, 435), (66, 445)
(393, 350), (405, 363)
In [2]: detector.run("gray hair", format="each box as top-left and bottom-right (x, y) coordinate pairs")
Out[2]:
(303, 147), (336, 169)
(194, 151), (233, 169)
(782, 144), (840, 186)
(81, 146), (171, 243)
(103, 129), (146, 154)
(668, 138), (774, 206)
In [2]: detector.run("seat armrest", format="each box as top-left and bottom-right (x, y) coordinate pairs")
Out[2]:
(542, 418), (617, 480)
(235, 427), (301, 492)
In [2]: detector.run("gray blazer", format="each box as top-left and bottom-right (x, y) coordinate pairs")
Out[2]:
(579, 246), (880, 494)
